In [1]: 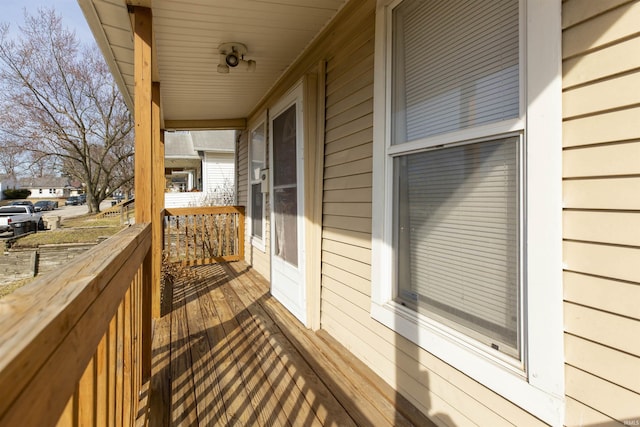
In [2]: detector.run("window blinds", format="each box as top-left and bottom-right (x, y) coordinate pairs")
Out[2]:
(392, 0), (520, 144)
(395, 137), (519, 352)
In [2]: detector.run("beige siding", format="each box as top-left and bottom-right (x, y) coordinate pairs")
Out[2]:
(317, 0), (547, 425)
(562, 0), (640, 424)
(231, 0), (640, 425)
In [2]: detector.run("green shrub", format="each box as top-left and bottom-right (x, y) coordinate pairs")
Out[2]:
(3, 189), (31, 199)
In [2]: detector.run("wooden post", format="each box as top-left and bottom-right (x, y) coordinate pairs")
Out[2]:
(151, 82), (164, 319)
(237, 207), (245, 259)
(133, 5), (153, 381)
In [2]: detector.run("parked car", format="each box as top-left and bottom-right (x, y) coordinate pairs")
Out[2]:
(34, 200), (55, 212)
(10, 200), (35, 209)
(0, 205), (44, 234)
(78, 194), (87, 204)
(65, 196), (80, 206)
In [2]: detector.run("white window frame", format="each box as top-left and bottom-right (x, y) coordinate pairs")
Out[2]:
(371, 0), (564, 424)
(248, 116), (267, 252)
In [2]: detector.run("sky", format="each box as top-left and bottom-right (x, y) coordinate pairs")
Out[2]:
(1, 0), (95, 45)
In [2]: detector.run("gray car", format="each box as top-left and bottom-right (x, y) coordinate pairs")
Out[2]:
(65, 196), (81, 206)
(34, 200), (55, 211)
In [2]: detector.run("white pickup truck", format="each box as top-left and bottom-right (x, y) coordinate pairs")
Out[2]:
(0, 205), (44, 234)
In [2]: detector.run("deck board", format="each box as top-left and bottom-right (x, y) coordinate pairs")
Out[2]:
(170, 278), (198, 426)
(143, 261), (435, 427)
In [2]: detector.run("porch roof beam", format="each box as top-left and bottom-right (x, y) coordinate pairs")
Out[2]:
(163, 119), (247, 131)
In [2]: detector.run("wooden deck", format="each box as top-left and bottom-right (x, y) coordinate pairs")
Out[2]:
(139, 261), (435, 427)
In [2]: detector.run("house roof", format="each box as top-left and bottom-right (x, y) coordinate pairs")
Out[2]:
(191, 130), (235, 152)
(164, 132), (200, 159)
(77, 0), (348, 128)
(18, 177), (73, 189)
(165, 130), (235, 159)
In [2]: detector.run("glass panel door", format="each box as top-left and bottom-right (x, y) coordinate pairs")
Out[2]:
(269, 82), (306, 326)
(272, 104), (298, 266)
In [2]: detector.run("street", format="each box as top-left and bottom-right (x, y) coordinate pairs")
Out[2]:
(42, 200), (114, 220)
(0, 200), (116, 239)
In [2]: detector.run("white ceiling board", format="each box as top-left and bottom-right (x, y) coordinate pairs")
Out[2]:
(81, 0), (349, 125)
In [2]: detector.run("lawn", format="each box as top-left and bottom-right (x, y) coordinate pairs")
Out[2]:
(0, 212), (128, 299)
(0, 278), (35, 299)
(11, 214), (127, 248)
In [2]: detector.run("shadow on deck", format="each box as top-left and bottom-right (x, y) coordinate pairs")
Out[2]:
(139, 261), (434, 427)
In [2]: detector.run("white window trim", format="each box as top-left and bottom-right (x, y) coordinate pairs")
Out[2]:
(248, 115), (267, 252)
(371, 1), (564, 425)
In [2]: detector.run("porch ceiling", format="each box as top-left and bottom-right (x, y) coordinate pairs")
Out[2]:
(78, 0), (348, 127)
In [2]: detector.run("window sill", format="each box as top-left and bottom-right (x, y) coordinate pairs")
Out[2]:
(370, 301), (564, 426)
(250, 237), (265, 253)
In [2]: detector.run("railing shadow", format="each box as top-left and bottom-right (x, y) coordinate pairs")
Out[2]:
(150, 262), (373, 426)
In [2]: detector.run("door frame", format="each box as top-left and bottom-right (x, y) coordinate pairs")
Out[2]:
(269, 80), (307, 325)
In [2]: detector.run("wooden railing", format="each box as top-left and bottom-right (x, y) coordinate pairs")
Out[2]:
(164, 206), (245, 265)
(96, 198), (136, 224)
(0, 224), (152, 427)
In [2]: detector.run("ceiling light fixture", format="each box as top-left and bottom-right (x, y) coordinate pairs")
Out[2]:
(217, 42), (256, 74)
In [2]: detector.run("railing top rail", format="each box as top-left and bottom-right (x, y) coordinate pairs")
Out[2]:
(0, 223), (151, 425)
(164, 205), (245, 216)
(95, 198), (135, 218)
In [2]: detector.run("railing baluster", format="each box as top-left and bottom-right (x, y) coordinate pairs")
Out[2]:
(162, 206), (245, 265)
(224, 214), (232, 255)
(175, 216), (180, 263)
(200, 214), (205, 263)
(218, 214), (223, 257)
(123, 287), (133, 426)
(108, 315), (117, 426)
(56, 394), (73, 426)
(96, 335), (108, 426)
(78, 356), (95, 426)
(193, 215), (198, 263)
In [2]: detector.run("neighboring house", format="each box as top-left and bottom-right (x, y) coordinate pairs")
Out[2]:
(17, 177), (81, 199)
(81, 0), (640, 425)
(164, 130), (235, 208)
(0, 175), (17, 200)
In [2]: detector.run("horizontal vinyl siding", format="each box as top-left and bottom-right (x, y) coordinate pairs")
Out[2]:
(318, 0), (546, 425)
(320, 3), (374, 392)
(562, 0), (640, 425)
(203, 152), (234, 191)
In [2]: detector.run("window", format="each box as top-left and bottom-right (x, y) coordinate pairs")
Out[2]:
(249, 120), (266, 250)
(372, 0), (563, 423)
(395, 137), (521, 357)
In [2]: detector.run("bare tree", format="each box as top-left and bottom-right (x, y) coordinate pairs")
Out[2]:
(0, 133), (26, 178)
(0, 8), (134, 213)
(0, 104), (29, 177)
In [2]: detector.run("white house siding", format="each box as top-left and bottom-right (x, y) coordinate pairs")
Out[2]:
(27, 188), (66, 199)
(316, 1), (547, 426)
(164, 192), (206, 208)
(562, 0), (640, 424)
(202, 152), (235, 195)
(237, 130), (270, 280)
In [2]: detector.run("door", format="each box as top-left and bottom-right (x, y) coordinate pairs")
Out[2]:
(270, 83), (306, 325)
